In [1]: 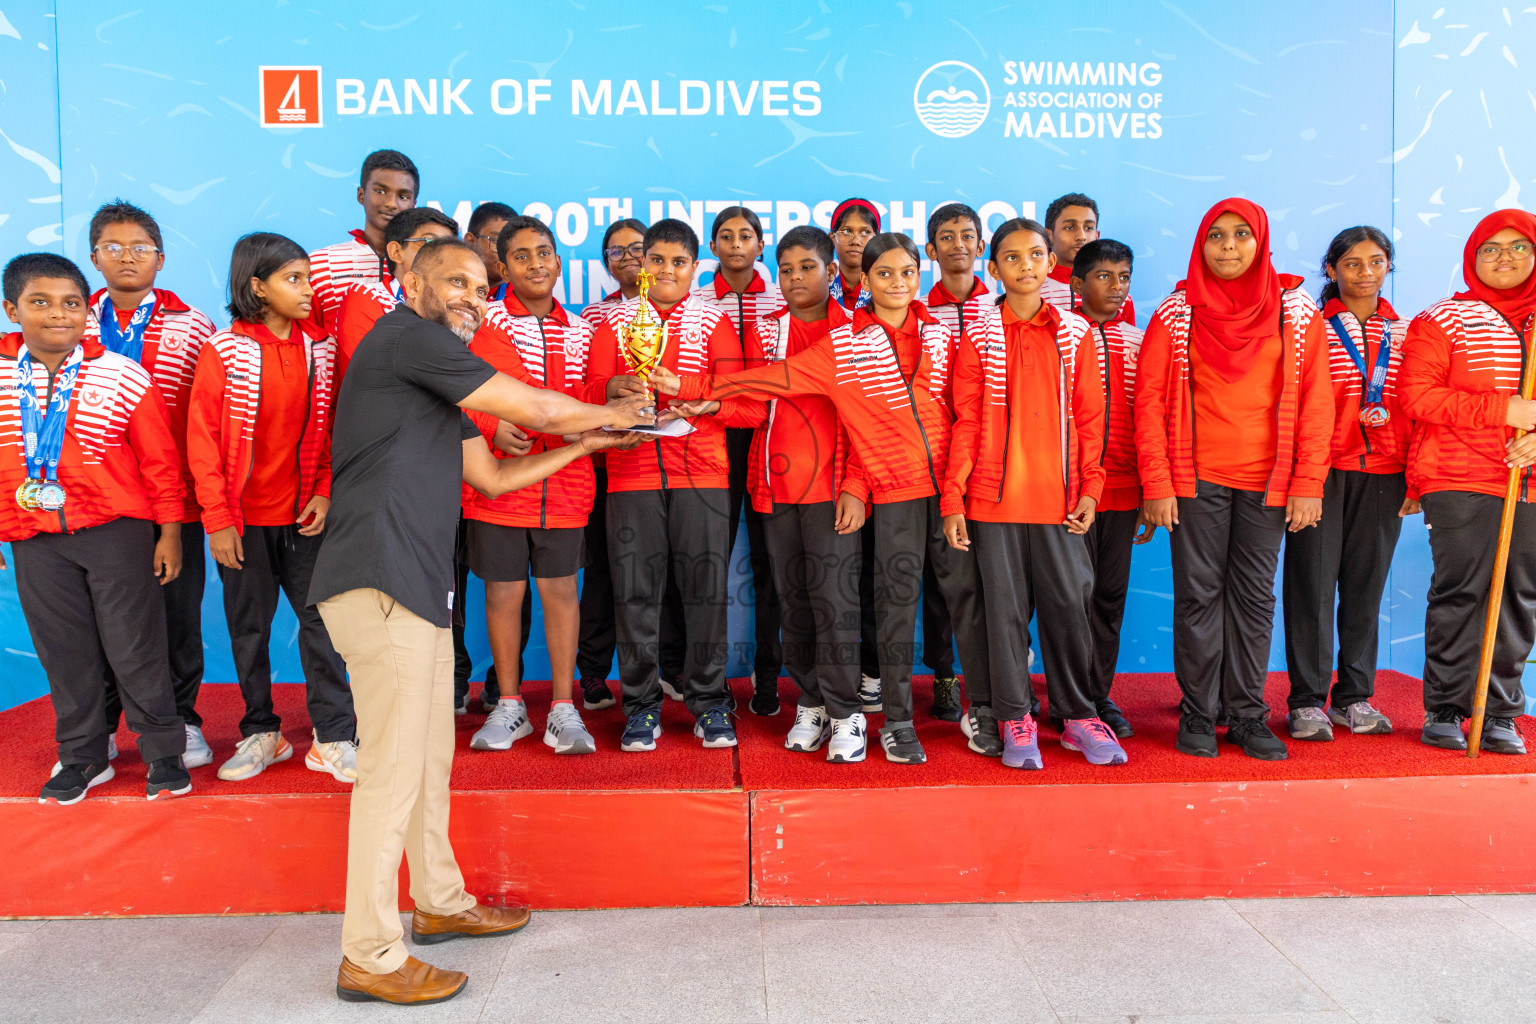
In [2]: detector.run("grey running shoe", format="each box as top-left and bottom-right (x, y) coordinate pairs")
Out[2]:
(470, 700), (533, 751)
(963, 704), (1003, 757)
(857, 674), (882, 714)
(1482, 717), (1528, 755)
(543, 703), (596, 755)
(183, 725), (214, 769)
(1328, 701), (1392, 735)
(879, 722), (926, 764)
(1061, 718), (1128, 765)
(1288, 706), (1334, 741)
(1000, 715), (1043, 770)
(1421, 709), (1467, 750)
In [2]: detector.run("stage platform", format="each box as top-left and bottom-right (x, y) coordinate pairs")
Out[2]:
(2, 671), (1533, 918)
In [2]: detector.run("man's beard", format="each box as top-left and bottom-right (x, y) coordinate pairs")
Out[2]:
(421, 288), (481, 343)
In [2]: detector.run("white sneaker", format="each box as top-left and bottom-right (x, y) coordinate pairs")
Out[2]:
(471, 698), (533, 751)
(857, 675), (882, 713)
(51, 732), (120, 778)
(827, 713), (868, 763)
(543, 703), (597, 755)
(785, 705), (831, 752)
(183, 724), (213, 769)
(217, 731), (293, 781)
(306, 732), (358, 782)
(659, 674), (685, 701)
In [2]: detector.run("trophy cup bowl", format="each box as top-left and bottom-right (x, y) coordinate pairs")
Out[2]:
(619, 270), (669, 386)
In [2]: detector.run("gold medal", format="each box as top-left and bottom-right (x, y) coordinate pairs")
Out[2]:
(15, 480), (40, 511)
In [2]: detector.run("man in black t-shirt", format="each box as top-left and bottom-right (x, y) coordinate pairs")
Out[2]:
(310, 239), (649, 1006)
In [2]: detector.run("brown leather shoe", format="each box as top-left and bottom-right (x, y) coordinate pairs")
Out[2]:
(336, 955), (467, 1005)
(411, 902), (532, 945)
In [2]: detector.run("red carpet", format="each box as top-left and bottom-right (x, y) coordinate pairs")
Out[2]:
(1, 670), (1528, 800)
(736, 670), (1536, 790)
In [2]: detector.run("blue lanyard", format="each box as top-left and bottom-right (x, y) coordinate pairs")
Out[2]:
(1329, 313), (1392, 405)
(17, 347), (83, 483)
(99, 296), (154, 363)
(393, 282), (406, 303)
(492, 283), (507, 302)
(829, 274), (870, 310)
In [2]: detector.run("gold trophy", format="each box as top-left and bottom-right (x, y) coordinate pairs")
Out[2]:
(620, 270), (670, 386)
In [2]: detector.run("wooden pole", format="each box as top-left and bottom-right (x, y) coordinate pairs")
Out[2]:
(1469, 319), (1536, 757)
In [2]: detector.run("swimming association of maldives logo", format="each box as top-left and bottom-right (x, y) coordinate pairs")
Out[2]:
(259, 66), (323, 127)
(913, 61), (990, 138)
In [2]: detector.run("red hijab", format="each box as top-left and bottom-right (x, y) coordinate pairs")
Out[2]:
(1455, 209), (1536, 325)
(1184, 198), (1281, 383)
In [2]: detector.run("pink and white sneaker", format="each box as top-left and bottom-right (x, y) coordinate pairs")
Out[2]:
(1061, 717), (1129, 765)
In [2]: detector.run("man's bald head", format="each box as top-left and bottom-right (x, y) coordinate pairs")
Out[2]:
(405, 238), (489, 342)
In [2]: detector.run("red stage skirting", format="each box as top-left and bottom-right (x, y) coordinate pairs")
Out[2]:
(1, 671), (1533, 917)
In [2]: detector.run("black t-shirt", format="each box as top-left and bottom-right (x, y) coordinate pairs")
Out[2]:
(309, 304), (497, 626)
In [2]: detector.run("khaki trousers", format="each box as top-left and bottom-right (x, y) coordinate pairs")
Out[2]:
(319, 588), (476, 974)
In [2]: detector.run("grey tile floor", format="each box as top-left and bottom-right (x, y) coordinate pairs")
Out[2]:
(0, 896), (1532, 1023)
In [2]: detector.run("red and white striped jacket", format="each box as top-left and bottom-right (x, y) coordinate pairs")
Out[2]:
(1134, 282), (1331, 507)
(1086, 316), (1144, 512)
(463, 295), (595, 529)
(185, 321), (337, 535)
(585, 293), (765, 492)
(0, 334), (184, 541)
(85, 288), (215, 522)
(676, 302), (953, 505)
(1319, 298), (1413, 480)
(926, 277), (991, 351)
(332, 280), (399, 382)
(579, 290), (626, 328)
(308, 230), (393, 332)
(1400, 299), (1535, 501)
(943, 301), (1105, 519)
(742, 306), (858, 513)
(694, 269), (785, 348)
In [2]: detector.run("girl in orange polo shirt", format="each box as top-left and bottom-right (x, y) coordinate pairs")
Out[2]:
(1136, 199), (1333, 762)
(943, 219), (1122, 770)
(187, 232), (354, 784)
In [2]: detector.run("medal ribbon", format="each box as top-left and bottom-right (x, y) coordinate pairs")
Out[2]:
(99, 295), (155, 363)
(1329, 313), (1391, 407)
(18, 347), (84, 484)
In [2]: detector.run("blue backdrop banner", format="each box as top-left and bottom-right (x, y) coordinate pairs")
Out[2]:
(0, 1), (1532, 711)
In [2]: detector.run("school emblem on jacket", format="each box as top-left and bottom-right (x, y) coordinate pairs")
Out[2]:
(79, 386), (108, 409)
(565, 335), (582, 359)
(913, 61), (990, 138)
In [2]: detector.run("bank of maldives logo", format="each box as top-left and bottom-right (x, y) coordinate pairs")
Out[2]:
(913, 61), (989, 138)
(259, 66), (323, 127)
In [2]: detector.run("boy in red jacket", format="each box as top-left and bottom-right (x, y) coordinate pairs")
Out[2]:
(85, 200), (217, 768)
(3, 253), (190, 804)
(1068, 238), (1145, 739)
(333, 206), (460, 381)
(188, 233), (355, 784)
(465, 216), (600, 755)
(308, 149), (419, 331)
(943, 220), (1124, 770)
(585, 219), (765, 752)
(1043, 193), (1137, 326)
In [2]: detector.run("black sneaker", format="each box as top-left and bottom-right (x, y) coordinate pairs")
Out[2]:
(880, 723), (927, 764)
(146, 757), (192, 800)
(694, 705), (738, 748)
(1225, 717), (1289, 761)
(930, 675), (962, 722)
(749, 674), (781, 716)
(1421, 707), (1467, 750)
(964, 704), (1003, 757)
(1176, 713), (1218, 758)
(580, 676), (616, 711)
(1482, 717), (1528, 755)
(620, 708), (663, 752)
(39, 762), (114, 805)
(1096, 699), (1134, 739)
